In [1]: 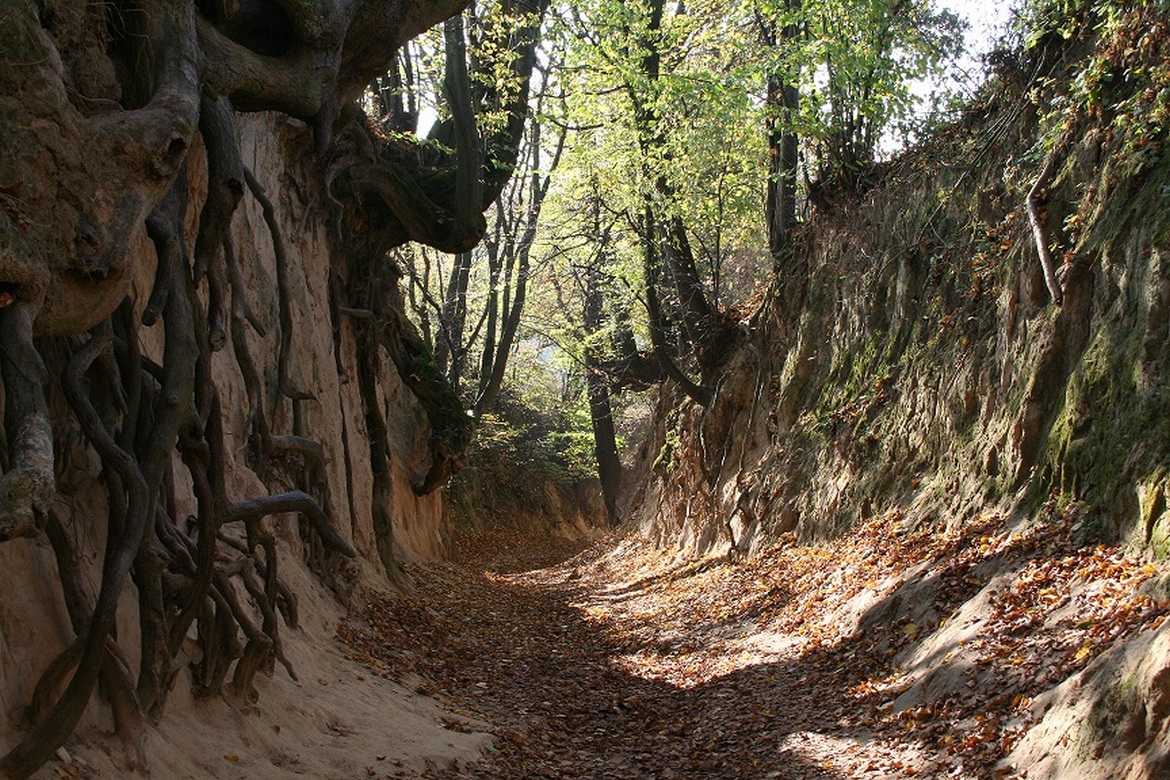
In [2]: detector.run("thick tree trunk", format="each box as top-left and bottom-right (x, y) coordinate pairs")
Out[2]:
(766, 77), (800, 267)
(625, 0), (714, 405)
(662, 214), (713, 348)
(642, 210), (713, 407)
(758, 1), (801, 269)
(583, 264), (622, 527)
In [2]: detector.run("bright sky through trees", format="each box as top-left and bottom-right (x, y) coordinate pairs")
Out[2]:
(877, 0), (1016, 153)
(943, 0), (1018, 82)
(951, 0), (1016, 48)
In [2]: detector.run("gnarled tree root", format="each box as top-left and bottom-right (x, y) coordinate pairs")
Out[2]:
(194, 92), (245, 351)
(0, 299), (52, 542)
(244, 168), (312, 401)
(1026, 129), (1078, 307)
(1, 330), (149, 780)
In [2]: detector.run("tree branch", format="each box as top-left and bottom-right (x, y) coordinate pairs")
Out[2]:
(1026, 136), (1072, 306)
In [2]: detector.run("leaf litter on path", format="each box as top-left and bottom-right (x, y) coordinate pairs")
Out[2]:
(338, 516), (1168, 779)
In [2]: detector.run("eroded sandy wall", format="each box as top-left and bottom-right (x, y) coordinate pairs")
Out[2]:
(620, 30), (1170, 779)
(0, 112), (457, 765)
(626, 111), (1170, 559)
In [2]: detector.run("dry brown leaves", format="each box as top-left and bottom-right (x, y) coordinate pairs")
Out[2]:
(337, 515), (1167, 779)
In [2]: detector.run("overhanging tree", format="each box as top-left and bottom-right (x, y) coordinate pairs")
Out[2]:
(0, 0), (545, 773)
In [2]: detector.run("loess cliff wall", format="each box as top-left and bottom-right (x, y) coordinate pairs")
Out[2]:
(623, 10), (1170, 778)
(0, 112), (472, 775)
(628, 29), (1170, 560)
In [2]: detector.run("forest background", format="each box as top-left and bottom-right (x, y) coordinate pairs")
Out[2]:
(415, 0), (1008, 525)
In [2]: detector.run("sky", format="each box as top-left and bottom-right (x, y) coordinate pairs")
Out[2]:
(950, 0), (1018, 45)
(879, 0), (1020, 153)
(941, 0), (1021, 87)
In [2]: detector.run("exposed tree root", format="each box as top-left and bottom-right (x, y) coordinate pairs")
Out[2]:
(368, 263), (474, 496)
(0, 0), (547, 771)
(352, 306), (411, 588)
(195, 93), (246, 351)
(1026, 130), (1076, 307)
(42, 511), (146, 758)
(1, 327), (149, 779)
(0, 143), (356, 779)
(228, 492), (355, 558)
(0, 297), (52, 541)
(244, 167), (312, 401)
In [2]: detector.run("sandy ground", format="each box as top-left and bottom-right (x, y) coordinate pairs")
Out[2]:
(29, 553), (492, 780)
(29, 515), (1170, 779)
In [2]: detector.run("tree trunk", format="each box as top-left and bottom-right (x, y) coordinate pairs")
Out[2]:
(642, 209), (713, 406)
(662, 214), (713, 348)
(766, 76), (800, 267)
(626, 0), (713, 406)
(477, 232), (503, 399)
(760, 2), (801, 269)
(582, 244), (622, 527)
(474, 115), (566, 416)
(435, 250), (473, 390)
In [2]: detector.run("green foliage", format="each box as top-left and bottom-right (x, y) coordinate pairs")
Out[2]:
(1012, 0), (1170, 49)
(390, 0), (984, 502)
(751, 0), (966, 178)
(1017, 3), (1170, 253)
(467, 2), (542, 137)
(653, 428), (680, 474)
(468, 388), (597, 489)
(553, 0), (770, 293)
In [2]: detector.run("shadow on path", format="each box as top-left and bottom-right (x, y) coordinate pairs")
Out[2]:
(342, 510), (1170, 780)
(343, 532), (873, 779)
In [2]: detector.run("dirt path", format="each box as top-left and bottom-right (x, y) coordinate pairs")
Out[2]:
(339, 520), (1167, 779)
(341, 532), (922, 779)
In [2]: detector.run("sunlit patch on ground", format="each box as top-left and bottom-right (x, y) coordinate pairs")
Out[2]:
(339, 514), (1169, 779)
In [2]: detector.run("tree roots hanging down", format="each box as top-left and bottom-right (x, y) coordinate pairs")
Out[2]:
(1027, 137), (1071, 307)
(0, 158), (359, 777)
(0, 298), (53, 542)
(1024, 92), (1094, 308)
(0, 0), (548, 772)
(0, 39), (348, 776)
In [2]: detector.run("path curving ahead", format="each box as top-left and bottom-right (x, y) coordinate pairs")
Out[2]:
(340, 522), (1168, 780)
(340, 531), (928, 779)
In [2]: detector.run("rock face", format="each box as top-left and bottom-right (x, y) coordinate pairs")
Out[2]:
(621, 11), (1170, 778)
(1007, 586), (1170, 779)
(220, 113), (450, 565)
(0, 0), (496, 768)
(626, 60), (1170, 563)
(0, 110), (461, 770)
(446, 465), (607, 540)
